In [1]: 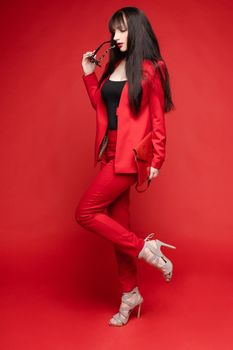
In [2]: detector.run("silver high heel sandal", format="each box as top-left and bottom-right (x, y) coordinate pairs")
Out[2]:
(138, 233), (176, 282)
(108, 286), (144, 326)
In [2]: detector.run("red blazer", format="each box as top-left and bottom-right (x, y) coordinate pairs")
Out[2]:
(82, 59), (166, 173)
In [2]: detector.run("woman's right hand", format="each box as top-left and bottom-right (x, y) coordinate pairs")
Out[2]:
(82, 50), (97, 75)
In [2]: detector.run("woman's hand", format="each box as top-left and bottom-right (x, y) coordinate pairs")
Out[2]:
(148, 166), (159, 180)
(82, 50), (97, 76)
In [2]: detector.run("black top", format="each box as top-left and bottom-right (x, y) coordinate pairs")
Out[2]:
(101, 79), (127, 130)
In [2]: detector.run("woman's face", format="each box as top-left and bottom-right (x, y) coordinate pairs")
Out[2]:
(112, 15), (128, 52)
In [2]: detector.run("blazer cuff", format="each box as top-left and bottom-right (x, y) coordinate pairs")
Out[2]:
(151, 158), (164, 170)
(82, 71), (98, 84)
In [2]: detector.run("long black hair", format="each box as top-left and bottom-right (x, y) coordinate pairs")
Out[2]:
(98, 7), (175, 115)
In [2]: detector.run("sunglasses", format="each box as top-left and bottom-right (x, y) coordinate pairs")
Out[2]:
(88, 40), (116, 67)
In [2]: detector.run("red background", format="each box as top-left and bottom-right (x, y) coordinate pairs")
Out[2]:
(1, 0), (232, 349)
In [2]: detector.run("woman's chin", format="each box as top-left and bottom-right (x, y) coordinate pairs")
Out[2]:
(119, 46), (127, 52)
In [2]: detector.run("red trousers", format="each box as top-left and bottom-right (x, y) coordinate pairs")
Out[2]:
(75, 129), (145, 293)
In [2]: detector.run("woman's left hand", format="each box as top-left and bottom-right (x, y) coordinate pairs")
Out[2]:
(148, 166), (159, 180)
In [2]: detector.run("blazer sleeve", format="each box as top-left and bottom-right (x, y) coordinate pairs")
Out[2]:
(148, 61), (167, 170)
(82, 63), (109, 110)
(82, 71), (99, 110)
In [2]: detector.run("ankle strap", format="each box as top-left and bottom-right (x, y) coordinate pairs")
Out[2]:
(144, 233), (155, 241)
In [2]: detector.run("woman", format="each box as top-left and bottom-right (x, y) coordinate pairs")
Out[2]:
(75, 7), (176, 327)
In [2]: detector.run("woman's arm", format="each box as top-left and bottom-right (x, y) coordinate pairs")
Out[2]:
(148, 61), (166, 170)
(82, 62), (109, 110)
(82, 71), (99, 110)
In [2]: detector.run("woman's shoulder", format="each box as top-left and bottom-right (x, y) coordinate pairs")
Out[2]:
(141, 59), (165, 81)
(142, 58), (165, 68)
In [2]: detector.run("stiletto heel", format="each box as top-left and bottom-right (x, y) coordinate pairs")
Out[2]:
(137, 302), (142, 319)
(108, 286), (144, 326)
(156, 239), (176, 250)
(138, 233), (176, 282)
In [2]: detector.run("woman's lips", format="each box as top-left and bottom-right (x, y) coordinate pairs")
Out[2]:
(117, 43), (123, 47)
